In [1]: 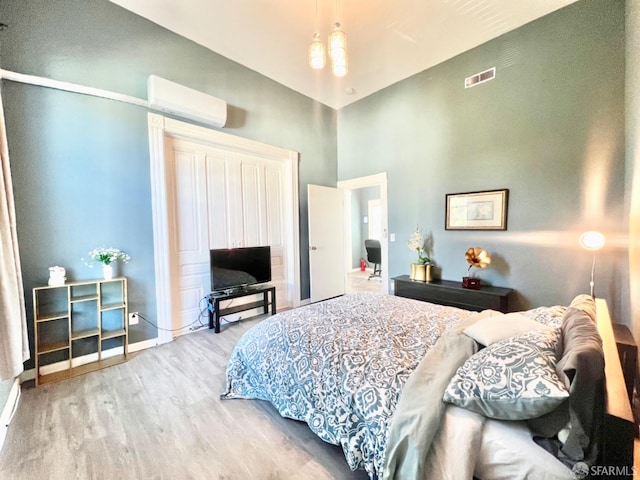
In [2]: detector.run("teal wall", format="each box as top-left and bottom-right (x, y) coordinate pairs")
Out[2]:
(0, 0), (337, 362)
(338, 0), (628, 318)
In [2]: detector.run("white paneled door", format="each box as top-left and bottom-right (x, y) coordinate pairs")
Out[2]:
(166, 137), (290, 333)
(308, 184), (345, 303)
(167, 139), (210, 331)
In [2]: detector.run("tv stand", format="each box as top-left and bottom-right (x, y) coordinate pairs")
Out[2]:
(207, 284), (276, 333)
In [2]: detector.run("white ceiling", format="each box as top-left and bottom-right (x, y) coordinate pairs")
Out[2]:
(110, 0), (580, 110)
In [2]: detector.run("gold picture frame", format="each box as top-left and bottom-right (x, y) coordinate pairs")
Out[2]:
(445, 189), (509, 230)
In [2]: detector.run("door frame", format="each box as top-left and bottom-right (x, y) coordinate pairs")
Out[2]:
(337, 172), (389, 294)
(147, 113), (301, 343)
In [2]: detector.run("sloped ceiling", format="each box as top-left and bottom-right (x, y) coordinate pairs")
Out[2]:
(110, 0), (580, 109)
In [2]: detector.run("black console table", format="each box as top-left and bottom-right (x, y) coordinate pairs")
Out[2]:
(393, 275), (512, 313)
(207, 285), (276, 333)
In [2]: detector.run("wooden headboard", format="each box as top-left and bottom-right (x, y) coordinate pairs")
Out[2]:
(595, 298), (635, 470)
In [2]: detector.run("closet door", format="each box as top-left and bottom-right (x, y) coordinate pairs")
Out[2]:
(235, 154), (289, 308)
(237, 153), (264, 247)
(205, 149), (263, 250)
(167, 139), (292, 333)
(205, 147), (234, 249)
(206, 151), (289, 310)
(166, 138), (210, 331)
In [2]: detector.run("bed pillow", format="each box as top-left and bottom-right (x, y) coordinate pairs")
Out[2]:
(443, 328), (568, 420)
(464, 312), (553, 346)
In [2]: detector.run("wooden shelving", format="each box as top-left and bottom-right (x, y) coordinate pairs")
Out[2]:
(33, 277), (128, 386)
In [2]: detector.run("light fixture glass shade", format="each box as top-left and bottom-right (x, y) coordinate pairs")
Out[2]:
(309, 33), (325, 69)
(579, 231), (606, 251)
(329, 23), (347, 59)
(332, 51), (348, 77)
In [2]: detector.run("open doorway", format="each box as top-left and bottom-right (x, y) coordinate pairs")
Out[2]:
(337, 173), (388, 295)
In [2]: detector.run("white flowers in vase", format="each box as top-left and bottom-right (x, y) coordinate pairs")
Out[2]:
(84, 247), (131, 266)
(407, 226), (430, 265)
(83, 247), (130, 280)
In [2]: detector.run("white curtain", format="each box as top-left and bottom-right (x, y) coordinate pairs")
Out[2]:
(0, 84), (30, 380)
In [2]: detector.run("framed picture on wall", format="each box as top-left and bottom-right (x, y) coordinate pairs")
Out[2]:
(445, 189), (509, 230)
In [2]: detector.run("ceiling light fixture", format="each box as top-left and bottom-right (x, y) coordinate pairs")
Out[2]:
(308, 1), (325, 69)
(309, 33), (325, 69)
(308, 0), (348, 77)
(329, 22), (348, 77)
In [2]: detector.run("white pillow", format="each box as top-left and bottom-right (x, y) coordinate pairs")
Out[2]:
(464, 312), (552, 346)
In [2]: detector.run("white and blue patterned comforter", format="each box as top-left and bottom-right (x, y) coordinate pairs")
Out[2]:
(221, 292), (473, 478)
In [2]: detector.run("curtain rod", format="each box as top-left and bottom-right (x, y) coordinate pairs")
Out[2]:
(0, 69), (148, 108)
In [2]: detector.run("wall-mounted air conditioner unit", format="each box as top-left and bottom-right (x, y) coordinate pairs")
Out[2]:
(147, 75), (227, 128)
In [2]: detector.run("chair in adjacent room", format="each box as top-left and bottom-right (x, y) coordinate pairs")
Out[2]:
(364, 239), (382, 280)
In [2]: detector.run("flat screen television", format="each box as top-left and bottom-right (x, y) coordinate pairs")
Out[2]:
(210, 246), (272, 293)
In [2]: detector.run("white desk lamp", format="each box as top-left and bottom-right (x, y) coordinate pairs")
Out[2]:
(579, 230), (606, 298)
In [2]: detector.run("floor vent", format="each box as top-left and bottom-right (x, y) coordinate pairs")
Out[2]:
(465, 67), (496, 89)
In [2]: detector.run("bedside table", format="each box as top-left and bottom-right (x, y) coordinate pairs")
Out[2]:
(392, 275), (512, 313)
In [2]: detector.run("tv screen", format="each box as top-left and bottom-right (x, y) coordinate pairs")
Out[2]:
(210, 246), (272, 293)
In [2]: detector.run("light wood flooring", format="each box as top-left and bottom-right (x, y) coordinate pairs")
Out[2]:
(345, 270), (383, 294)
(0, 317), (369, 480)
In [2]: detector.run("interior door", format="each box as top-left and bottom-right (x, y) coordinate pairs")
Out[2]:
(368, 199), (382, 240)
(167, 138), (210, 331)
(308, 184), (345, 303)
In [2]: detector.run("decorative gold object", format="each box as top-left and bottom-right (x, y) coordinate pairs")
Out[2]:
(410, 263), (433, 282)
(410, 263), (426, 282)
(465, 247), (491, 269)
(463, 247), (491, 289)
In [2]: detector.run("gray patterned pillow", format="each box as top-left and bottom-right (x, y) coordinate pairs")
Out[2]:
(443, 328), (568, 420)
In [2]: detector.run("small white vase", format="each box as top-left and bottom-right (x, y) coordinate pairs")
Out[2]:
(102, 264), (113, 280)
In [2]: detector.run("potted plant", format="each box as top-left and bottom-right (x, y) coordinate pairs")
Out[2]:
(407, 226), (432, 282)
(84, 247), (131, 280)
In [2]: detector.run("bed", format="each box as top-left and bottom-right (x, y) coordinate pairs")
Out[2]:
(221, 292), (634, 479)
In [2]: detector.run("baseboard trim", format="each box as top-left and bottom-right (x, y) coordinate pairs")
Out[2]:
(0, 378), (21, 453)
(128, 338), (159, 353)
(22, 339), (159, 380)
(20, 369), (35, 383)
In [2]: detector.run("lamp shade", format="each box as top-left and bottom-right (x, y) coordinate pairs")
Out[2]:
(332, 51), (348, 77)
(309, 33), (325, 69)
(579, 231), (606, 251)
(329, 23), (347, 59)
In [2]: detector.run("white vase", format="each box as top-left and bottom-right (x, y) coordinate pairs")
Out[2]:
(102, 264), (113, 280)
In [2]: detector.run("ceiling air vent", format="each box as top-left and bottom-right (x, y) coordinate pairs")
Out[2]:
(465, 67), (496, 89)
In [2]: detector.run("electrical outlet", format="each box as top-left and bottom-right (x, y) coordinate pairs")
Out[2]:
(128, 312), (139, 325)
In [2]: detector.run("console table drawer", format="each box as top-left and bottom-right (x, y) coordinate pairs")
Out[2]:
(393, 275), (512, 313)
